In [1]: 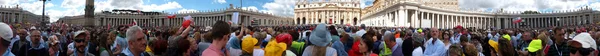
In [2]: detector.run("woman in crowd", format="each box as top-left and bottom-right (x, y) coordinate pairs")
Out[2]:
(302, 24), (338, 56)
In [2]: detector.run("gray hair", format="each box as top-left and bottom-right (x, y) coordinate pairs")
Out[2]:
(383, 31), (395, 42)
(126, 25), (143, 41)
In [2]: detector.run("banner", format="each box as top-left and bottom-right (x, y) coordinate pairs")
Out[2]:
(232, 12), (239, 24)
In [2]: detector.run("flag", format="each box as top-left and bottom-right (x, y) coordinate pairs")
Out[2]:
(167, 14), (176, 19)
(182, 15), (193, 28)
(184, 15), (192, 20)
(513, 17), (522, 24)
(132, 20), (138, 26)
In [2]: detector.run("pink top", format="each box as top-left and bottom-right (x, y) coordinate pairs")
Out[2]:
(202, 45), (225, 56)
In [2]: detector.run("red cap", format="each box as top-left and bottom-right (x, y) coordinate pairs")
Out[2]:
(276, 33), (292, 45)
(454, 25), (463, 29)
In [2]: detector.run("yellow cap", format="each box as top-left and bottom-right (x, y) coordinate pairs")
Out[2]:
(264, 40), (287, 56)
(488, 40), (499, 52)
(527, 39), (543, 52)
(242, 37), (259, 53)
(502, 34), (511, 41)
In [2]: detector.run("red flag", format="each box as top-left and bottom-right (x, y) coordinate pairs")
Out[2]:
(133, 20), (138, 25)
(182, 15), (193, 28)
(513, 17), (522, 24)
(167, 14), (176, 19)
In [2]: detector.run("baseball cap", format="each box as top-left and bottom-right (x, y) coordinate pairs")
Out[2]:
(570, 33), (597, 50)
(73, 30), (87, 37)
(0, 22), (12, 41)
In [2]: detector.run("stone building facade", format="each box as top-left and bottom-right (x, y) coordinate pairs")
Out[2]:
(294, 0), (362, 25)
(360, 0), (600, 29)
(57, 7), (293, 28)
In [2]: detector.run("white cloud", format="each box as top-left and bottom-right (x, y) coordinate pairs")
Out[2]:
(214, 0), (226, 4)
(20, 1), (55, 15)
(47, 9), (85, 22)
(177, 9), (198, 13)
(460, 0), (596, 12)
(360, 0), (374, 8)
(61, 0), (85, 8)
(591, 2), (600, 10)
(110, 0), (143, 8)
(262, 0), (296, 17)
(139, 2), (182, 11)
(242, 6), (259, 11)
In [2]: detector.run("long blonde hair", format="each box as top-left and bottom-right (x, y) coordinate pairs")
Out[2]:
(311, 45), (328, 56)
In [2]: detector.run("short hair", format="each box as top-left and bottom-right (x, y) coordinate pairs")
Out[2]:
(126, 25), (143, 41)
(208, 21), (231, 40)
(460, 35), (469, 43)
(384, 32), (395, 42)
(448, 44), (463, 56)
(152, 39), (168, 55)
(553, 27), (563, 34)
(177, 38), (190, 53)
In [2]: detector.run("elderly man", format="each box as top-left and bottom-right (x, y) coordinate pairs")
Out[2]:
(122, 26), (148, 56)
(27, 30), (49, 56)
(0, 22), (14, 56)
(423, 28), (446, 56)
(383, 31), (402, 56)
(71, 30), (95, 56)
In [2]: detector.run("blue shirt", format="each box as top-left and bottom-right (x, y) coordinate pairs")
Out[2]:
(3, 49), (14, 56)
(111, 36), (128, 52)
(332, 41), (348, 56)
(122, 47), (147, 56)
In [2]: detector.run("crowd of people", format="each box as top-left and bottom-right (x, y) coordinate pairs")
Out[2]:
(0, 20), (598, 56)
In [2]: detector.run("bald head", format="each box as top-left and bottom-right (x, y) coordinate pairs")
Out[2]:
(430, 28), (440, 38)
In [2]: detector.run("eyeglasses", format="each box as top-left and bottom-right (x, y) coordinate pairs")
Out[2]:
(74, 38), (85, 43)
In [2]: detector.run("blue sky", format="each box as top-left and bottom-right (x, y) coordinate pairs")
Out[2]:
(0, 0), (598, 23)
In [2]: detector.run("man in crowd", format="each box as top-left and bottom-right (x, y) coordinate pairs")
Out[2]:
(27, 30), (49, 56)
(12, 29), (29, 56)
(0, 22), (14, 56)
(71, 30), (95, 56)
(202, 21), (231, 56)
(355, 24), (367, 37)
(548, 27), (570, 56)
(569, 32), (598, 56)
(383, 30), (402, 56)
(424, 28), (446, 56)
(121, 25), (148, 56)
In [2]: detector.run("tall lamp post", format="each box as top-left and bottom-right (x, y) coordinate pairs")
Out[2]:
(40, 0), (50, 26)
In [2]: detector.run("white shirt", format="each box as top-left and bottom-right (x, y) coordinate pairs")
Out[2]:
(265, 34), (272, 41)
(412, 47), (423, 56)
(253, 49), (265, 56)
(355, 29), (366, 37)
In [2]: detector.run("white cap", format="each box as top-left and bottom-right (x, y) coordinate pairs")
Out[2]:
(0, 22), (12, 41)
(73, 30), (86, 37)
(571, 33), (597, 50)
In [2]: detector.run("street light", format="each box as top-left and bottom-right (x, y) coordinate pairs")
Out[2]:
(40, 0), (50, 26)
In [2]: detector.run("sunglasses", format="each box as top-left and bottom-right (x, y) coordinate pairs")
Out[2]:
(569, 46), (591, 54)
(74, 38), (85, 43)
